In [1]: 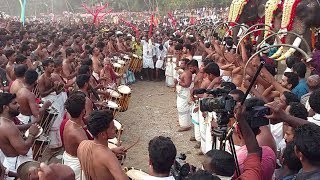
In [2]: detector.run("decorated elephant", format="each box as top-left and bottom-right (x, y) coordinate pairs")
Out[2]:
(228, 0), (284, 44)
(271, 0), (320, 60)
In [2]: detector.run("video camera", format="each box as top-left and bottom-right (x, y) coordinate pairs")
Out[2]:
(170, 153), (195, 180)
(193, 82), (270, 128)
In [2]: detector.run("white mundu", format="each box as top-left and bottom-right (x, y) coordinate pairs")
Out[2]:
(176, 85), (192, 128)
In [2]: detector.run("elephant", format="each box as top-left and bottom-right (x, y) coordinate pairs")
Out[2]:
(271, 0), (320, 60)
(228, 0), (283, 44)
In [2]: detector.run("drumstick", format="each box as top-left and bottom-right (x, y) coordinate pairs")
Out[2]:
(116, 129), (122, 147)
(125, 137), (140, 151)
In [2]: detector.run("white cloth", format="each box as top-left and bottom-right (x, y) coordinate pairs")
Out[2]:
(308, 113), (320, 126)
(155, 60), (164, 69)
(165, 61), (174, 87)
(16, 114), (33, 124)
(3, 149), (32, 177)
(42, 92), (68, 148)
(270, 123), (283, 151)
(199, 110), (207, 153)
(205, 112), (215, 153)
(176, 86), (192, 128)
(62, 151), (85, 180)
(142, 40), (155, 69)
(92, 71), (100, 81)
(191, 102), (201, 142)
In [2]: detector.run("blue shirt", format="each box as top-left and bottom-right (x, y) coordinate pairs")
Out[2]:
(292, 79), (308, 99)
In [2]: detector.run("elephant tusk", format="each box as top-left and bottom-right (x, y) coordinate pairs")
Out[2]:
(270, 46), (283, 59)
(275, 37), (302, 61)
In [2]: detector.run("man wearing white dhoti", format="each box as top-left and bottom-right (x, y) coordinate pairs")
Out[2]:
(62, 92), (92, 180)
(0, 93), (41, 179)
(176, 59), (193, 132)
(38, 59), (67, 149)
(142, 38), (156, 81)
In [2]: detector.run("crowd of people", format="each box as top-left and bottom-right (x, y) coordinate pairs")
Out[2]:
(0, 5), (319, 180)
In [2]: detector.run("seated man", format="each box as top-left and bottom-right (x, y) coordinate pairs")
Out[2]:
(274, 142), (302, 180)
(293, 123), (320, 179)
(202, 149), (235, 179)
(9, 64), (27, 94)
(308, 89), (320, 126)
(0, 93), (40, 175)
(77, 110), (127, 180)
(144, 136), (176, 180)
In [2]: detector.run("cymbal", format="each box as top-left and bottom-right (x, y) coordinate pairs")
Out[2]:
(17, 161), (40, 180)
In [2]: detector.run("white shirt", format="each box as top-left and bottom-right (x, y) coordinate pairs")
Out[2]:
(143, 175), (175, 180)
(308, 113), (320, 126)
(141, 40), (155, 61)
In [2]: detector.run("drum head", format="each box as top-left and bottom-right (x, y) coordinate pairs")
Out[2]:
(123, 55), (130, 60)
(113, 63), (121, 68)
(114, 120), (122, 130)
(25, 127), (43, 138)
(118, 85), (131, 94)
(107, 101), (119, 109)
(118, 60), (125, 65)
(133, 54), (138, 58)
(126, 169), (150, 179)
(107, 89), (120, 98)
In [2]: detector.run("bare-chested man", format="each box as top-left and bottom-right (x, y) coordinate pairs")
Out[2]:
(16, 69), (51, 124)
(5, 50), (16, 80)
(107, 32), (118, 57)
(0, 42), (8, 69)
(77, 110), (128, 180)
(51, 60), (74, 90)
(10, 65), (27, 94)
(38, 59), (61, 98)
(181, 44), (193, 60)
(39, 59), (68, 149)
(0, 92), (40, 174)
(176, 58), (193, 132)
(62, 92), (92, 180)
(62, 48), (78, 80)
(71, 34), (83, 54)
(31, 38), (49, 62)
(60, 37), (73, 59)
(91, 47), (103, 80)
(197, 62), (221, 155)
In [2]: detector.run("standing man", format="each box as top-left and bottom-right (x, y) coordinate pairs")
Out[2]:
(176, 58), (193, 132)
(142, 38), (156, 81)
(62, 48), (78, 80)
(16, 69), (47, 124)
(0, 93), (40, 176)
(38, 59), (68, 150)
(62, 92), (91, 180)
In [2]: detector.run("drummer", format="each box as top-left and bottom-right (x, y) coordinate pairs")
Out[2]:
(0, 92), (41, 177)
(100, 58), (121, 88)
(15, 69), (51, 125)
(62, 92), (93, 180)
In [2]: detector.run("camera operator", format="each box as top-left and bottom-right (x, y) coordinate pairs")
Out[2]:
(233, 98), (276, 180)
(144, 136), (176, 180)
(198, 62), (221, 155)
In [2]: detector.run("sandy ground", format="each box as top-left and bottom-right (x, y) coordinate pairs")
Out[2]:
(45, 80), (203, 172)
(117, 80), (203, 172)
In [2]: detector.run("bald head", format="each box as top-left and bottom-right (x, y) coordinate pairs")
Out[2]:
(307, 75), (320, 91)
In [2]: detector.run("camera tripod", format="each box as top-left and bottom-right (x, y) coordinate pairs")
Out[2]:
(212, 115), (241, 177)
